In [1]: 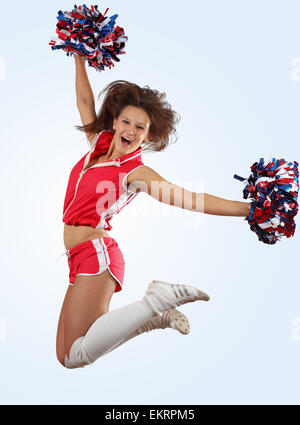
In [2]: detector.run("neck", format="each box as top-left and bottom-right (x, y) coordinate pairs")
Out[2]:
(104, 140), (121, 161)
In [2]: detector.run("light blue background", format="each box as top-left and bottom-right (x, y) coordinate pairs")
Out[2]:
(0, 0), (299, 405)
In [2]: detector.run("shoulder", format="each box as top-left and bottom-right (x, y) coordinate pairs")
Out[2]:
(126, 165), (167, 191)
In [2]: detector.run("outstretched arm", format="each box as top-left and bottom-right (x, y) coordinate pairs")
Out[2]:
(127, 166), (251, 217)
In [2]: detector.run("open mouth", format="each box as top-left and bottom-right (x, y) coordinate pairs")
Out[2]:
(121, 136), (133, 146)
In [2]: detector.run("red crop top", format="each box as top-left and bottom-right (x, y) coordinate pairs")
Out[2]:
(62, 130), (145, 231)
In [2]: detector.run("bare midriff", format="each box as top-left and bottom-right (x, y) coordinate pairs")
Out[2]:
(64, 224), (111, 250)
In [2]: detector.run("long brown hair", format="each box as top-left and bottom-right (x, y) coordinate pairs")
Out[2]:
(74, 80), (181, 152)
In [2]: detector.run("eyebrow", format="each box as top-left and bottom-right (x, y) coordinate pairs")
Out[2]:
(122, 115), (147, 126)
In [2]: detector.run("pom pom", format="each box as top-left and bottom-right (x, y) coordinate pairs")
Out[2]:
(49, 4), (128, 71)
(234, 158), (299, 244)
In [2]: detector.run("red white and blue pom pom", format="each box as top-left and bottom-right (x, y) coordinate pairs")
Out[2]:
(234, 158), (299, 244)
(49, 4), (128, 71)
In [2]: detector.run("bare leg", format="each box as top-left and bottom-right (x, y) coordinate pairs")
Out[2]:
(56, 269), (117, 366)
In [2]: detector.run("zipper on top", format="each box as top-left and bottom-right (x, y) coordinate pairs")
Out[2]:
(63, 160), (121, 220)
(63, 144), (142, 220)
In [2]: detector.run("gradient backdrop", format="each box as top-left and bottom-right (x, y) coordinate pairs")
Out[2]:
(0, 0), (300, 405)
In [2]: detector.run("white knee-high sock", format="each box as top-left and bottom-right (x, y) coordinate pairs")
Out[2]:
(103, 311), (179, 356)
(65, 299), (156, 368)
(64, 278), (205, 369)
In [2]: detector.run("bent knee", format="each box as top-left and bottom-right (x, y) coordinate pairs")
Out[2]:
(57, 354), (66, 368)
(63, 336), (92, 369)
(57, 337), (92, 369)
(56, 343), (66, 367)
(56, 352), (89, 369)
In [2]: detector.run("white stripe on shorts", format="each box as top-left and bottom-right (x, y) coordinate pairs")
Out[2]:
(76, 238), (110, 278)
(70, 238), (123, 290)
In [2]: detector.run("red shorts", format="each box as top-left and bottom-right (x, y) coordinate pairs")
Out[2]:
(67, 237), (125, 293)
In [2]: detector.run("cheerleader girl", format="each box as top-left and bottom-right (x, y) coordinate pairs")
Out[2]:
(56, 55), (251, 369)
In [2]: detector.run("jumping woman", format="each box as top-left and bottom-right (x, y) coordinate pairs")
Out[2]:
(56, 55), (251, 369)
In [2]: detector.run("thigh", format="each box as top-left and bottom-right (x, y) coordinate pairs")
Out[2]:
(56, 268), (118, 363)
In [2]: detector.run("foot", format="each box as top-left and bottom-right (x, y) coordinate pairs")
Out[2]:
(144, 279), (210, 315)
(140, 309), (190, 335)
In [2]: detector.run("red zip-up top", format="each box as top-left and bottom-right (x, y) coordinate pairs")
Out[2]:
(62, 130), (145, 231)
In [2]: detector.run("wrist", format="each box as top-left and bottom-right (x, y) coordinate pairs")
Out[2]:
(244, 202), (251, 217)
(228, 200), (251, 217)
(74, 54), (86, 63)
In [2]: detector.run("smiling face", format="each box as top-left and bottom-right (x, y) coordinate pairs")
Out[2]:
(111, 105), (151, 156)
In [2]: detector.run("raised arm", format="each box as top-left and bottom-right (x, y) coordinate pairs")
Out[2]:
(75, 55), (95, 103)
(75, 55), (97, 146)
(126, 166), (251, 217)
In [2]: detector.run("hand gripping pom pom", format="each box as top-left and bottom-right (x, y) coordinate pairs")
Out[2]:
(48, 4), (128, 71)
(234, 158), (299, 244)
